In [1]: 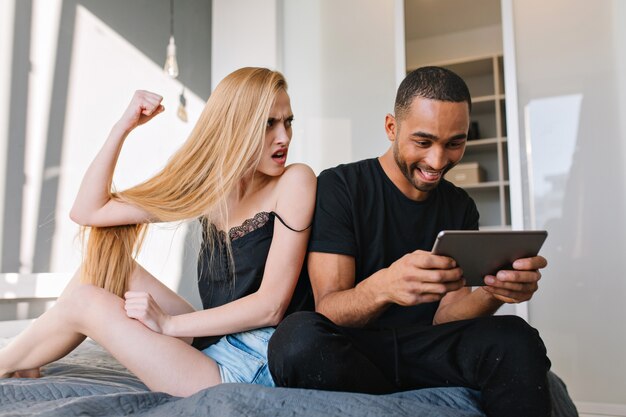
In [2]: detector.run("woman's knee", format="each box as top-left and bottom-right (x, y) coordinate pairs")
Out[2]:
(57, 284), (122, 325)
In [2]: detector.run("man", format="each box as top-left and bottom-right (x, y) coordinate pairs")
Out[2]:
(268, 67), (552, 417)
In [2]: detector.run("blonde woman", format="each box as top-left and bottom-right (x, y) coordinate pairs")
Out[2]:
(0, 68), (316, 397)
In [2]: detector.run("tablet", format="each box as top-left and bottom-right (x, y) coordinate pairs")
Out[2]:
(431, 230), (548, 286)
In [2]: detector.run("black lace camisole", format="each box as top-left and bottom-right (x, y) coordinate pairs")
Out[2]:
(192, 211), (313, 350)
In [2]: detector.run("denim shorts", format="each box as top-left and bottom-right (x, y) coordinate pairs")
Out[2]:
(201, 327), (275, 386)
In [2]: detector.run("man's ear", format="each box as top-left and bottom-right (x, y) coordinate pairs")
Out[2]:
(385, 114), (397, 142)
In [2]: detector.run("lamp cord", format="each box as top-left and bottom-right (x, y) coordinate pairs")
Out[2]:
(170, 0), (174, 36)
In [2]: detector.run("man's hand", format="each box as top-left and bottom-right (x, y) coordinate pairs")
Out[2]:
(124, 291), (171, 334)
(480, 255), (547, 303)
(379, 250), (465, 306)
(310, 250), (464, 327)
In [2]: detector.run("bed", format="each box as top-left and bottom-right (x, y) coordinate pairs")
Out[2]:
(0, 274), (579, 417)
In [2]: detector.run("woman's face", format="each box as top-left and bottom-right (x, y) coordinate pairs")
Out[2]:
(256, 89), (294, 177)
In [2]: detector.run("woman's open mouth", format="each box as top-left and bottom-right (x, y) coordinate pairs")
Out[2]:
(272, 149), (287, 165)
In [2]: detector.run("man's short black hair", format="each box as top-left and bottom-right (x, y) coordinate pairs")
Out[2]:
(394, 66), (471, 120)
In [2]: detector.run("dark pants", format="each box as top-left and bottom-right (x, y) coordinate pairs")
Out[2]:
(268, 311), (552, 417)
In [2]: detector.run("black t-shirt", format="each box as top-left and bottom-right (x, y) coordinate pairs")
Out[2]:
(308, 158), (479, 328)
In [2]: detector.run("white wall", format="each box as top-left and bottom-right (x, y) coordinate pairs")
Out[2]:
(0, 0), (15, 269)
(21, 0), (62, 274)
(51, 6), (206, 291)
(212, 0), (401, 173)
(281, 0), (400, 173)
(0, 1), (212, 307)
(211, 0), (281, 90)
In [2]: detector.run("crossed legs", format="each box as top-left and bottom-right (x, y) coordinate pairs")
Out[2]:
(0, 264), (221, 397)
(269, 311), (552, 417)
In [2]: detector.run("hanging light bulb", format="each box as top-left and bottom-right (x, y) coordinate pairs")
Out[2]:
(164, 36), (179, 78)
(177, 87), (188, 122)
(163, 0), (179, 78)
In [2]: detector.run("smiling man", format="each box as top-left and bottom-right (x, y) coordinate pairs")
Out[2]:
(268, 67), (553, 417)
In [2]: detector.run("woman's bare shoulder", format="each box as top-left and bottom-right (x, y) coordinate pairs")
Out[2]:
(273, 164), (316, 226)
(278, 163), (316, 188)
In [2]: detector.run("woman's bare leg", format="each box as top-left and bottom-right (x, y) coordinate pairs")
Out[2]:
(2, 270), (87, 378)
(0, 301), (87, 378)
(1, 284), (220, 396)
(58, 262), (196, 317)
(126, 264), (196, 344)
(1, 263), (197, 377)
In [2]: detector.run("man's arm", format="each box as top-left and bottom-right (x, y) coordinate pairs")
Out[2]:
(433, 255), (548, 324)
(308, 252), (384, 327)
(309, 250), (465, 327)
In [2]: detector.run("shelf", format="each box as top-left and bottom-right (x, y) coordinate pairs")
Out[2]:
(458, 180), (503, 190)
(473, 94), (505, 104)
(466, 137), (498, 149)
(441, 57), (493, 78)
(466, 137), (506, 146)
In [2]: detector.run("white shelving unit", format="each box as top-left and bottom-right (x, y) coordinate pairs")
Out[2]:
(410, 55), (510, 229)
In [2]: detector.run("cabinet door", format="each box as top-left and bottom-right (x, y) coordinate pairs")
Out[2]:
(511, 0), (626, 408)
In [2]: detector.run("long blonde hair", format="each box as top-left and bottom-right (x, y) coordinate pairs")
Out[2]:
(81, 67), (288, 297)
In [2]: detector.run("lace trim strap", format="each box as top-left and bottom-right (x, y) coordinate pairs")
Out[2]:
(208, 211), (311, 241)
(270, 211), (311, 233)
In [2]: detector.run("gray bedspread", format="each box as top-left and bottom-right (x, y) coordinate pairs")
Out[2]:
(0, 340), (578, 417)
